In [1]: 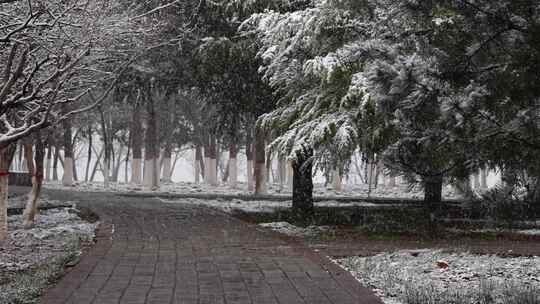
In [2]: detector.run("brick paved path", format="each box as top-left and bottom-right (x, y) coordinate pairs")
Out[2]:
(40, 190), (382, 304)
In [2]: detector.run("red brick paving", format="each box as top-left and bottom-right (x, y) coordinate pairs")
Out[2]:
(39, 191), (382, 304)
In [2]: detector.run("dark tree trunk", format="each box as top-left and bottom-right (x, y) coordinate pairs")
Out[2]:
(125, 131), (131, 183)
(292, 148), (314, 223)
(99, 107), (110, 186)
(71, 129), (80, 182)
(85, 125), (92, 182)
(161, 96), (175, 182)
(203, 133), (210, 183)
(246, 134), (254, 191)
(132, 104), (142, 160)
(62, 118), (72, 157)
(52, 144), (60, 181)
(265, 145), (272, 184)
(254, 129), (266, 194)
(424, 174), (443, 231)
(195, 145), (204, 180)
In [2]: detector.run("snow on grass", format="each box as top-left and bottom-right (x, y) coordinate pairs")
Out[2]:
(334, 250), (540, 304)
(1, 207), (97, 303)
(43, 180), (460, 199)
(158, 197), (381, 213)
(2, 208), (97, 272)
(258, 222), (330, 237)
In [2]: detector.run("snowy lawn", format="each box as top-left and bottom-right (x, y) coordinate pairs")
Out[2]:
(43, 180), (459, 199)
(158, 197), (385, 213)
(258, 222), (331, 238)
(0, 206), (97, 303)
(335, 250), (540, 304)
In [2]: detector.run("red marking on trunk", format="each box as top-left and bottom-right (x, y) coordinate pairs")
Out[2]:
(0, 171), (9, 177)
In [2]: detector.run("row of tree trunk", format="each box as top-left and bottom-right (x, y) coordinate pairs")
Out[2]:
(193, 138), (297, 193)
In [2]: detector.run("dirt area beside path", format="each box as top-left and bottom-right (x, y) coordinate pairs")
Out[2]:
(304, 228), (540, 258)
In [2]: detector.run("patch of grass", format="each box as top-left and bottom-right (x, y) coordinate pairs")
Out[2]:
(0, 238), (80, 304)
(501, 283), (540, 304)
(400, 280), (540, 304)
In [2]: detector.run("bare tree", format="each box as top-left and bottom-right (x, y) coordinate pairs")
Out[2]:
(0, 0), (179, 239)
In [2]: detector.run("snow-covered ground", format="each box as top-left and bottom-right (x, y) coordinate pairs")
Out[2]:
(43, 180), (461, 199)
(1, 204), (97, 303)
(335, 250), (540, 304)
(258, 222), (331, 237)
(158, 197), (386, 213)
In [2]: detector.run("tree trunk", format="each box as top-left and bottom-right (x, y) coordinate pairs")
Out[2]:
(23, 139), (34, 176)
(246, 140), (254, 191)
(62, 110), (74, 186)
(265, 148), (272, 186)
(71, 130), (79, 182)
(228, 143), (237, 188)
(125, 132), (131, 183)
(207, 134), (218, 186)
(90, 147), (103, 182)
(131, 102), (143, 184)
(45, 143), (52, 181)
(17, 142), (25, 171)
(367, 154), (375, 196)
(99, 107), (110, 188)
(161, 95), (175, 183)
(203, 135), (210, 184)
(112, 146), (124, 182)
(286, 161), (294, 189)
(52, 145), (59, 181)
(23, 132), (45, 228)
(194, 145), (203, 183)
(424, 174), (444, 231)
(0, 144), (16, 241)
(292, 148), (314, 223)
(161, 145), (172, 183)
(85, 126), (92, 182)
(254, 129), (266, 195)
(277, 157), (286, 190)
(170, 151), (179, 180)
(222, 158), (230, 183)
(332, 168), (342, 191)
(143, 97), (159, 190)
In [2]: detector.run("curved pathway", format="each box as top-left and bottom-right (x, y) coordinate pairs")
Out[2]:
(39, 189), (382, 304)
